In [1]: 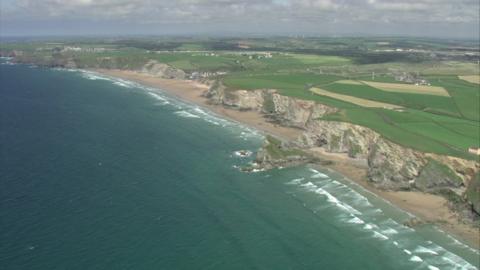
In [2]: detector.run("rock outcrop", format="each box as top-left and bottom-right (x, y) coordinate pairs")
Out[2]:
(204, 82), (479, 219)
(263, 90), (337, 128)
(248, 136), (314, 171)
(141, 60), (186, 79)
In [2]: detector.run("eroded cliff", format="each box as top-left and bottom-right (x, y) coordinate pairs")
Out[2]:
(205, 83), (479, 219)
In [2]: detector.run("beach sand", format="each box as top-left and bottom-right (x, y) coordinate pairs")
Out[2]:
(95, 69), (480, 249)
(95, 69), (302, 141)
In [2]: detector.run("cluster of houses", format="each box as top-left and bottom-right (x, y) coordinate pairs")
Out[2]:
(58, 46), (113, 53)
(394, 72), (431, 86)
(189, 71), (227, 80)
(242, 52), (273, 59)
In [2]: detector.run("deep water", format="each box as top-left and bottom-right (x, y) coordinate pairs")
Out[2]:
(1, 61), (478, 269)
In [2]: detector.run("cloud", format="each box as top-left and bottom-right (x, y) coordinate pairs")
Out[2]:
(1, 0), (478, 37)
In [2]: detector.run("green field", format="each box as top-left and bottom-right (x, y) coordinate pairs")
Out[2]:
(223, 70), (479, 160)
(1, 37), (479, 159)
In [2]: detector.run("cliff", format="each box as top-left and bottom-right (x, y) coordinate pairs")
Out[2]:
(140, 60), (186, 80)
(205, 83), (480, 220)
(5, 49), (479, 221)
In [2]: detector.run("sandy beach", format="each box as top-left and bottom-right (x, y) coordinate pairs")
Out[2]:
(95, 68), (480, 250)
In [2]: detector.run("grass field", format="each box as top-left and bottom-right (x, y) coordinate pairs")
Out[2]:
(310, 87), (403, 109)
(2, 38), (479, 160)
(354, 80), (450, 96)
(224, 71), (479, 159)
(320, 82), (462, 117)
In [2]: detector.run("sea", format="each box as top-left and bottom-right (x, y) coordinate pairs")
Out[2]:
(1, 59), (479, 269)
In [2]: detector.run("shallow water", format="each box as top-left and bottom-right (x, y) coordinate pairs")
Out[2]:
(1, 62), (478, 269)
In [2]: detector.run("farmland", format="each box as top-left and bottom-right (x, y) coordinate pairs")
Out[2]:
(459, 75), (480, 84)
(1, 36), (479, 159)
(310, 87), (403, 109)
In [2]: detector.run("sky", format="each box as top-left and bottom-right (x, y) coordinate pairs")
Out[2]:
(1, 0), (479, 39)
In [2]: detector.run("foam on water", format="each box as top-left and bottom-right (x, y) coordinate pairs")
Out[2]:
(73, 68), (479, 270)
(414, 246), (439, 256)
(80, 71), (114, 82)
(373, 231), (389, 240)
(300, 182), (362, 216)
(311, 172), (329, 179)
(381, 228), (399, 235)
(147, 92), (170, 105)
(363, 223), (378, 230)
(347, 217), (365, 224)
(75, 70), (262, 141)
(444, 231), (480, 255)
(174, 111), (201, 118)
(286, 178), (305, 185)
(409, 256), (423, 262)
(287, 166), (479, 269)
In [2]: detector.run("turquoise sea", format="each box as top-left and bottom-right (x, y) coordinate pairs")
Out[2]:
(1, 60), (479, 269)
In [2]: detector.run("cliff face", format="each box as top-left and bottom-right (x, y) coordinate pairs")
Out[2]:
(205, 85), (336, 127)
(264, 91), (337, 128)
(205, 83), (479, 216)
(140, 60), (186, 80)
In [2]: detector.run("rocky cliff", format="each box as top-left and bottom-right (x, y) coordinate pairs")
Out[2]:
(140, 60), (186, 80)
(205, 83), (479, 218)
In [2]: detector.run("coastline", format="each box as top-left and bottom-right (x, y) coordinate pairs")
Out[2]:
(94, 68), (480, 250)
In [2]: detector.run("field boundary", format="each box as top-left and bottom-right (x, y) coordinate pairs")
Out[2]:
(310, 87), (403, 109)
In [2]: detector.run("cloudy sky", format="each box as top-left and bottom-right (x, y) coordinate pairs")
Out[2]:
(1, 0), (479, 38)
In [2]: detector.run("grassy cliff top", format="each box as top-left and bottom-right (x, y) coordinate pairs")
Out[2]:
(2, 37), (478, 159)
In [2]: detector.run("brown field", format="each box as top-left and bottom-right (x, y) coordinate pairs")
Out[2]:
(459, 75), (480, 84)
(310, 87), (403, 109)
(359, 81), (450, 96)
(335, 80), (363, 85)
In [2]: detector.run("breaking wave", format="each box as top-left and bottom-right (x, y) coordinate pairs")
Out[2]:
(285, 166), (479, 270)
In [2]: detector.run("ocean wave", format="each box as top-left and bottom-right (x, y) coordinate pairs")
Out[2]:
(79, 70), (140, 89)
(301, 182), (362, 215)
(80, 71), (112, 81)
(373, 231), (389, 240)
(286, 178), (305, 185)
(440, 253), (478, 270)
(174, 111), (201, 118)
(347, 216), (365, 224)
(363, 223), (378, 230)
(409, 255), (423, 263)
(415, 241), (479, 270)
(381, 228), (399, 235)
(147, 92), (170, 105)
(414, 246), (439, 256)
(76, 70), (262, 141)
(308, 168), (329, 179)
(291, 168), (478, 269)
(311, 172), (329, 179)
(444, 231), (480, 255)
(113, 79), (136, 88)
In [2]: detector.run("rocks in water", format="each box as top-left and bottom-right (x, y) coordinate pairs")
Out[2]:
(234, 150), (253, 158)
